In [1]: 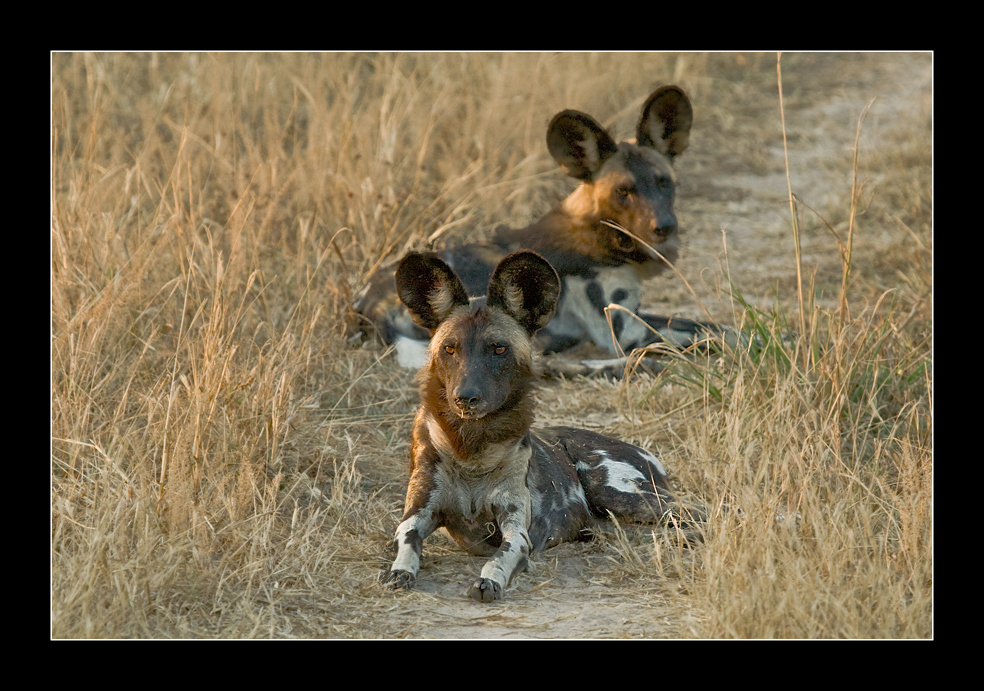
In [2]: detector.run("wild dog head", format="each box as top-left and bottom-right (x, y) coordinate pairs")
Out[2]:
(396, 250), (560, 421)
(537, 85), (692, 274)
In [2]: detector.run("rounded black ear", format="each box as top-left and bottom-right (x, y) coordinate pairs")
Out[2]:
(396, 252), (470, 332)
(487, 251), (560, 335)
(637, 86), (693, 160)
(547, 110), (620, 181)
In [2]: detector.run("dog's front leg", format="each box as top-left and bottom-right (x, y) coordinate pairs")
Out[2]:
(382, 438), (445, 590)
(382, 506), (439, 589)
(469, 493), (532, 603)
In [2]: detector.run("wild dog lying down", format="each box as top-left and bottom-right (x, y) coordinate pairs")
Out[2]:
(354, 85), (728, 374)
(380, 250), (705, 603)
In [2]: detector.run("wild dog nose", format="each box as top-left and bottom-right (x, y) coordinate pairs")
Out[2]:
(453, 385), (482, 411)
(652, 215), (677, 240)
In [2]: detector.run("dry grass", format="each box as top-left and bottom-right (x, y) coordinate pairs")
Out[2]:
(51, 51), (932, 638)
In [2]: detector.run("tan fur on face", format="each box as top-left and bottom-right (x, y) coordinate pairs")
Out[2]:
(561, 144), (676, 231)
(427, 304), (534, 373)
(491, 311), (533, 370)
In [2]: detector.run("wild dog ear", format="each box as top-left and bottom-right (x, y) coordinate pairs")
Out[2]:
(487, 251), (561, 335)
(637, 86), (693, 160)
(396, 252), (470, 333)
(547, 110), (620, 181)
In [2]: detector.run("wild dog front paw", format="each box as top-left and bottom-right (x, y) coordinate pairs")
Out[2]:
(381, 569), (416, 590)
(468, 577), (503, 603)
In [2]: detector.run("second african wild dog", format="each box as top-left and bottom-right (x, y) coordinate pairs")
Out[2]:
(354, 85), (728, 373)
(380, 250), (705, 603)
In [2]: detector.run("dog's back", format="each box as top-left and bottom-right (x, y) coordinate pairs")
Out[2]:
(527, 426), (689, 552)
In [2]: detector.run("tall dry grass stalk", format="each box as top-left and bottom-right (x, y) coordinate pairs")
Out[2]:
(51, 52), (931, 638)
(618, 56), (931, 637)
(680, 295), (932, 637)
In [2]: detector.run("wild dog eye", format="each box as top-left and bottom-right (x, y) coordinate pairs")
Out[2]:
(615, 186), (632, 200)
(444, 345), (455, 355)
(493, 345), (508, 356)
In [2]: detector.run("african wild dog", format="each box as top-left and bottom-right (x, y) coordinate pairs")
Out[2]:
(354, 85), (728, 375)
(380, 250), (705, 602)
